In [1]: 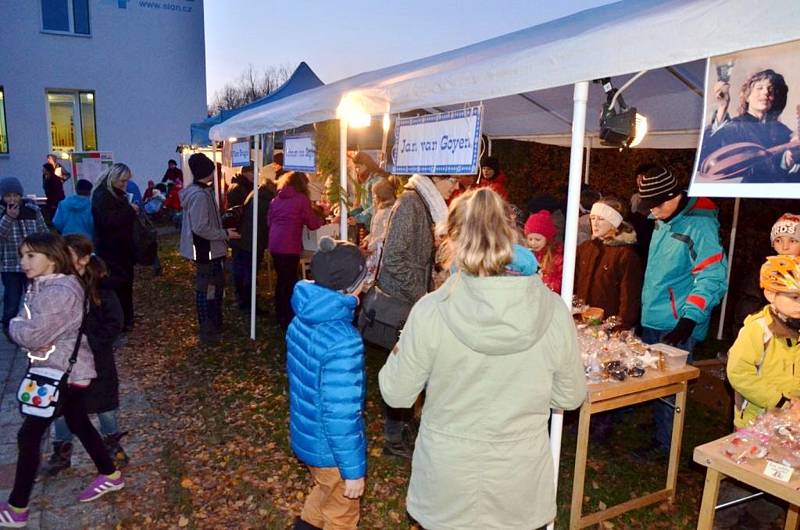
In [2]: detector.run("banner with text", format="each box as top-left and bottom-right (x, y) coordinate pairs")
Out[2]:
(392, 106), (482, 175)
(283, 134), (317, 172)
(231, 140), (250, 167)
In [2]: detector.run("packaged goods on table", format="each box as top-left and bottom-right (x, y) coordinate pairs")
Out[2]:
(722, 400), (800, 470)
(574, 302), (680, 384)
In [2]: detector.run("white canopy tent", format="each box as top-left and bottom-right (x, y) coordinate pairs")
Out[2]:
(210, 0), (799, 144)
(210, 0), (800, 524)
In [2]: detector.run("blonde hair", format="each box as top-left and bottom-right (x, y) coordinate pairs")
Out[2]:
(96, 163), (132, 200)
(594, 195), (634, 237)
(446, 188), (515, 276)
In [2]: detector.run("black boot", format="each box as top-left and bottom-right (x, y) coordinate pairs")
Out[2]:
(196, 291), (219, 345)
(293, 517), (322, 530)
(103, 432), (129, 468)
(382, 422), (416, 460)
(41, 441), (72, 477)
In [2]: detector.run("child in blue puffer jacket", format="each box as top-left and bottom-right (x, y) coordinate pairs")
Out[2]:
(287, 236), (368, 530)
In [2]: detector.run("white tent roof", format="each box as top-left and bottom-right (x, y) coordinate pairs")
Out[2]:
(209, 0), (800, 146)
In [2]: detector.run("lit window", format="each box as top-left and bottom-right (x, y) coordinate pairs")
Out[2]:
(42, 0), (90, 35)
(47, 90), (97, 153)
(0, 87), (7, 154)
(79, 92), (97, 150)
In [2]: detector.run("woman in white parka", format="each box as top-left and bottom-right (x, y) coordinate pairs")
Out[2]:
(379, 187), (586, 530)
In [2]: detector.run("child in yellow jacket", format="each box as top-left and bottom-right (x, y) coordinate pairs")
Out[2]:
(727, 255), (800, 428)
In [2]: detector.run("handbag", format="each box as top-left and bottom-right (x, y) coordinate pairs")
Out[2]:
(133, 212), (158, 266)
(358, 189), (435, 350)
(17, 307), (87, 419)
(358, 283), (414, 350)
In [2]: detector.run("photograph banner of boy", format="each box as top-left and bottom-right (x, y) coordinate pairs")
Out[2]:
(391, 106), (483, 175)
(690, 39), (800, 199)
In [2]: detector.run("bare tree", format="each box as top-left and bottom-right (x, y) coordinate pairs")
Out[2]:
(208, 63), (292, 115)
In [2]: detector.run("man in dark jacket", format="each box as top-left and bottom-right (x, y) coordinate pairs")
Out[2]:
(161, 159), (183, 185)
(230, 178), (276, 312)
(226, 166), (254, 210)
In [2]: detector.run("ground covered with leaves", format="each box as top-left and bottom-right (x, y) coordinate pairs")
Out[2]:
(106, 235), (784, 529)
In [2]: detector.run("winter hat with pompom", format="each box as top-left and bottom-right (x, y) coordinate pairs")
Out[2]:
(310, 237), (367, 293)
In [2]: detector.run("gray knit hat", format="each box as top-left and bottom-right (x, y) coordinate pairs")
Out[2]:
(311, 237), (367, 293)
(637, 165), (679, 210)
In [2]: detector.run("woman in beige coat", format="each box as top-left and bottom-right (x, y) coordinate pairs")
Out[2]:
(379, 188), (586, 530)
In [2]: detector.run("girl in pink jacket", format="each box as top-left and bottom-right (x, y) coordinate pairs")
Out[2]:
(0, 233), (123, 528)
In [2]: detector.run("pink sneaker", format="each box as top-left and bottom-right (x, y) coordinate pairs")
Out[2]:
(0, 502), (28, 528)
(78, 473), (125, 503)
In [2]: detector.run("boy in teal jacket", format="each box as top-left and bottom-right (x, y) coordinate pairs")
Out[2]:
(636, 165), (728, 454)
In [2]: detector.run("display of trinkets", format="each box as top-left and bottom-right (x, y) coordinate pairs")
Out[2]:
(574, 303), (669, 384)
(722, 400), (800, 470)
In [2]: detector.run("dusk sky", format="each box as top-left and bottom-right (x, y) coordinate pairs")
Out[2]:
(204, 0), (617, 104)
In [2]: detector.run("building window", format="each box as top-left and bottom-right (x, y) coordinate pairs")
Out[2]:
(47, 90), (97, 153)
(0, 87), (8, 154)
(42, 0), (90, 35)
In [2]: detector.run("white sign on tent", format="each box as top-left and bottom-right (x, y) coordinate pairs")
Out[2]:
(391, 106), (483, 175)
(283, 134), (316, 172)
(231, 140), (250, 167)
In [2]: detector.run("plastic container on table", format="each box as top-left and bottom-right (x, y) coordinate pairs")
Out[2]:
(650, 343), (690, 370)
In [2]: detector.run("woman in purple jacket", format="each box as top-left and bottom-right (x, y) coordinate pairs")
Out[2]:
(268, 172), (324, 329)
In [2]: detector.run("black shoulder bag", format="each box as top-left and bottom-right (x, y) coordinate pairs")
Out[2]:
(358, 190), (435, 350)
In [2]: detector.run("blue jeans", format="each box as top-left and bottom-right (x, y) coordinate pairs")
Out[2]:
(53, 409), (119, 444)
(1, 271), (26, 328)
(640, 327), (696, 449)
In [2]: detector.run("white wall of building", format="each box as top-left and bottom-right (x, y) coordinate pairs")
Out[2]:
(0, 0), (206, 193)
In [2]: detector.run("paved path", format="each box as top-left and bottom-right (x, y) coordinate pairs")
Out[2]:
(0, 311), (155, 528)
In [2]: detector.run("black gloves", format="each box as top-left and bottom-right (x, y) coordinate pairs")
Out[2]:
(662, 317), (696, 346)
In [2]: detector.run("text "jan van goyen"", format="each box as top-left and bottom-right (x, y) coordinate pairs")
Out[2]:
(399, 135), (472, 155)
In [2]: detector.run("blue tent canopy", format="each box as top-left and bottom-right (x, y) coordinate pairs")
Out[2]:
(191, 62), (323, 146)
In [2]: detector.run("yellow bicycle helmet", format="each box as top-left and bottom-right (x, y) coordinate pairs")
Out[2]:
(760, 255), (800, 293)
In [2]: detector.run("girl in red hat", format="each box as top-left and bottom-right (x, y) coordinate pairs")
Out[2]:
(524, 210), (563, 293)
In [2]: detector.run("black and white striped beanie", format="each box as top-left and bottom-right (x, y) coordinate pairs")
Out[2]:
(637, 166), (679, 208)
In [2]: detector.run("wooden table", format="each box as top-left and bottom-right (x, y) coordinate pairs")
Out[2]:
(569, 365), (700, 529)
(694, 434), (800, 530)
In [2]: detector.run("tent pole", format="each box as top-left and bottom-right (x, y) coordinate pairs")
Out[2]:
(211, 141), (220, 208)
(250, 134), (261, 340)
(548, 81), (588, 530)
(716, 197), (740, 340)
(339, 119), (349, 240)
